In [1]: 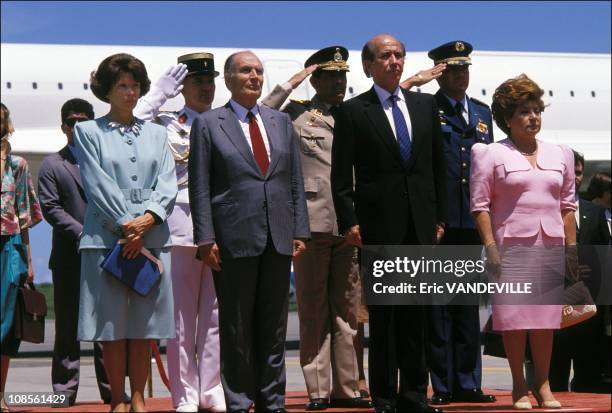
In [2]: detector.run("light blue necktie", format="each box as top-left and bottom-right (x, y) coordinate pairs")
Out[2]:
(389, 95), (412, 162)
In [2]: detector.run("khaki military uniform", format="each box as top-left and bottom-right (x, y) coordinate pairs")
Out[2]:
(262, 83), (361, 400)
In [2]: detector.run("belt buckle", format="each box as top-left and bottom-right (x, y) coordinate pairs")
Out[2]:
(131, 188), (142, 203)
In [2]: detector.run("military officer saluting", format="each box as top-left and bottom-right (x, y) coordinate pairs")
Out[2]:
(262, 46), (373, 411)
(134, 53), (225, 412)
(426, 40), (496, 406)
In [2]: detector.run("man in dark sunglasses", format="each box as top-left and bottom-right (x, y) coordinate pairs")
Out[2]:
(38, 98), (122, 406)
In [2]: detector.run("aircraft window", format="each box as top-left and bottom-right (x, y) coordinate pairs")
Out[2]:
(348, 86), (354, 94)
(548, 90), (553, 97)
(591, 91), (596, 97)
(570, 90), (575, 97)
(481, 89), (486, 96)
(6, 82), (11, 89)
(58, 82), (63, 90)
(83, 83), (89, 90)
(32, 82), (38, 90)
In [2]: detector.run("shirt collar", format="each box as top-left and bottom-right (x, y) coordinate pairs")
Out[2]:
(374, 84), (403, 105)
(229, 99), (260, 122)
(444, 93), (468, 112)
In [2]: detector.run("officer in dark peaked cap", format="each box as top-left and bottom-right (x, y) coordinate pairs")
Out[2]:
(426, 40), (496, 406)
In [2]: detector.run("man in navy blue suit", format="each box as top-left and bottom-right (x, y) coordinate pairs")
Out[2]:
(38, 98), (111, 405)
(426, 41), (496, 406)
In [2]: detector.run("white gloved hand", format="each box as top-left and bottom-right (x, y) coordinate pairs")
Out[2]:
(155, 64), (188, 98)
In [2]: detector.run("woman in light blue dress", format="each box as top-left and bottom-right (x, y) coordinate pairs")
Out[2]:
(74, 54), (177, 412)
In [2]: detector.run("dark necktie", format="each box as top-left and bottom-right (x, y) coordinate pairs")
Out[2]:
(330, 105), (339, 120)
(389, 95), (412, 162)
(455, 101), (468, 129)
(247, 111), (269, 175)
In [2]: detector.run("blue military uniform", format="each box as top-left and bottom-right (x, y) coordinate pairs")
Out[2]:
(427, 41), (496, 405)
(436, 91), (494, 229)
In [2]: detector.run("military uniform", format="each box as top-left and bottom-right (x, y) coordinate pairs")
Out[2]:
(261, 47), (363, 404)
(134, 53), (225, 412)
(427, 41), (496, 405)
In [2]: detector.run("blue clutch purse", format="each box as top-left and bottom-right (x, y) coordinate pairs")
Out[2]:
(100, 240), (163, 297)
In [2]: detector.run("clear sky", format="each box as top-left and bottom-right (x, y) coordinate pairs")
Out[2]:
(1, 1), (611, 53)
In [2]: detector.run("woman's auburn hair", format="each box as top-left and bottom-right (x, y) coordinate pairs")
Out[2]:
(491, 73), (545, 136)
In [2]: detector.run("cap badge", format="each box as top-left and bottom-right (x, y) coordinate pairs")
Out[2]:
(455, 41), (465, 52)
(333, 48), (342, 62)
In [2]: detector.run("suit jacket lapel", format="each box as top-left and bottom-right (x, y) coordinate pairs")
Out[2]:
(259, 106), (281, 177)
(435, 90), (466, 131)
(59, 146), (83, 190)
(466, 98), (479, 131)
(219, 103), (261, 173)
(363, 87), (404, 166)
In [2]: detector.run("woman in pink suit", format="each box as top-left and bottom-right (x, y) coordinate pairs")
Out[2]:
(470, 74), (576, 410)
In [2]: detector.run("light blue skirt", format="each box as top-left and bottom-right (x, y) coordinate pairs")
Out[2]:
(77, 247), (175, 341)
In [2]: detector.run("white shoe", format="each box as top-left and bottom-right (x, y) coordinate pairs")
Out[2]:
(176, 404), (198, 412)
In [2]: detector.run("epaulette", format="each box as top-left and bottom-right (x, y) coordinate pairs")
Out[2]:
(469, 97), (490, 108)
(289, 98), (311, 106)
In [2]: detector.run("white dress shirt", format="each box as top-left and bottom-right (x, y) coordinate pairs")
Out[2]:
(373, 84), (413, 142)
(444, 93), (470, 125)
(229, 99), (271, 161)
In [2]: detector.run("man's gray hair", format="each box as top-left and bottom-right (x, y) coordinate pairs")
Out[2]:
(224, 50), (256, 76)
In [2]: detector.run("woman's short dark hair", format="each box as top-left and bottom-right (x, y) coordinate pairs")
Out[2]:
(491, 74), (545, 136)
(586, 171), (612, 201)
(90, 53), (150, 103)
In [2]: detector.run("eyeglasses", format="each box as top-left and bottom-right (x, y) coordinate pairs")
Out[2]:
(65, 117), (88, 128)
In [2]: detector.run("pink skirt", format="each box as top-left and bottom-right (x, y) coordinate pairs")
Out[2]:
(492, 229), (563, 331)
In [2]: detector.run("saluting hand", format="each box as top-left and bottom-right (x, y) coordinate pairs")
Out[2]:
(287, 64), (319, 89)
(400, 63), (447, 89)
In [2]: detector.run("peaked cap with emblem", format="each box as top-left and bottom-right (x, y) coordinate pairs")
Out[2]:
(428, 40), (473, 66)
(305, 46), (350, 73)
(178, 52), (220, 77)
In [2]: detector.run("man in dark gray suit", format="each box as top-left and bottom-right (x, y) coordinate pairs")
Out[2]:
(37, 98), (111, 405)
(188, 51), (310, 413)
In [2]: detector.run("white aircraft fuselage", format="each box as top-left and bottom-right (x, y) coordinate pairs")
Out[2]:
(1, 43), (610, 181)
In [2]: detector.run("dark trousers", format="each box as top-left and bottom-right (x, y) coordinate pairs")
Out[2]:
(213, 238), (292, 412)
(367, 225), (428, 411)
(550, 307), (609, 392)
(427, 305), (482, 394)
(52, 268), (111, 404)
(368, 305), (428, 410)
(427, 228), (483, 395)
